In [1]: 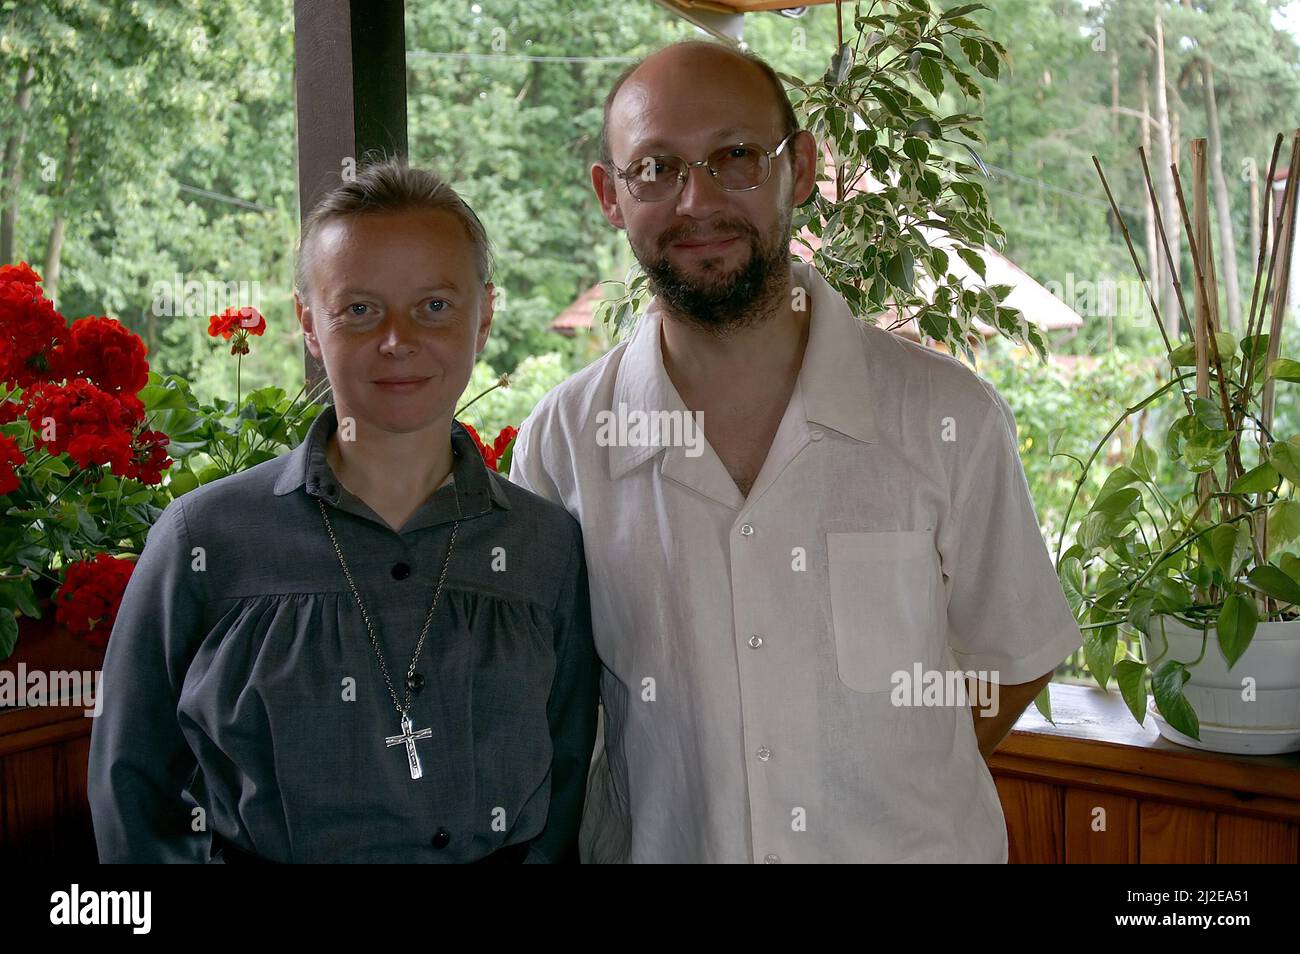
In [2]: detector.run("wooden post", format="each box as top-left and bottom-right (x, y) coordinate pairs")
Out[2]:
(292, 0), (409, 391)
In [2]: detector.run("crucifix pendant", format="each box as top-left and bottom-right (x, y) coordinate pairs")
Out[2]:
(384, 711), (433, 780)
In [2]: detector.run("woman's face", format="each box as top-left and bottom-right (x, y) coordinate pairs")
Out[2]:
(295, 207), (493, 436)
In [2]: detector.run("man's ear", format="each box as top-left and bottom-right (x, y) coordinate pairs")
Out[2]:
(790, 130), (819, 208)
(591, 161), (627, 230)
(475, 283), (496, 354)
(295, 291), (323, 361)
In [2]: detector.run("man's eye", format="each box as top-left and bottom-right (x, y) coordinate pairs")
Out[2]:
(426, 299), (448, 313)
(348, 303), (370, 316)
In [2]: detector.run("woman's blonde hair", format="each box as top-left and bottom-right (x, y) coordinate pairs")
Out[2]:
(294, 156), (494, 300)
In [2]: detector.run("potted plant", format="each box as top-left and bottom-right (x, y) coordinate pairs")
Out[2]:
(1054, 130), (1300, 754)
(0, 265), (330, 671)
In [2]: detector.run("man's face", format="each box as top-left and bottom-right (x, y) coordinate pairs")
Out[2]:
(294, 208), (493, 434)
(593, 54), (815, 334)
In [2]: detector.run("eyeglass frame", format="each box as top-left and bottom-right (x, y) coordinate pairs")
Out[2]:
(612, 131), (801, 203)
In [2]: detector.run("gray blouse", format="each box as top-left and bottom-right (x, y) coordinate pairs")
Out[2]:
(88, 402), (598, 863)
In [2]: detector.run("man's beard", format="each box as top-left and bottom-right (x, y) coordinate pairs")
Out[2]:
(632, 208), (792, 337)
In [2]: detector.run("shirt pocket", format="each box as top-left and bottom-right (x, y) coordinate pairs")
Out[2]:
(826, 529), (944, 693)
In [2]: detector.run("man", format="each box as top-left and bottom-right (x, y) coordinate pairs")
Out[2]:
(509, 41), (1081, 863)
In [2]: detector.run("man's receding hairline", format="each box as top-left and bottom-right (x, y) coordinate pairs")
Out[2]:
(600, 41), (798, 168)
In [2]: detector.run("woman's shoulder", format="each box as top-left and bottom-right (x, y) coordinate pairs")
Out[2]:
(154, 451), (295, 534)
(486, 470), (581, 541)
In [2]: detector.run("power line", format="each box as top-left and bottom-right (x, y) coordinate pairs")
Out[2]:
(177, 182), (275, 213)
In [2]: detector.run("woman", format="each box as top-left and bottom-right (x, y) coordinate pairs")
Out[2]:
(88, 158), (599, 863)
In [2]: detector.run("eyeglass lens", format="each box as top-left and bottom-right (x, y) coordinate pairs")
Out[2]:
(625, 145), (769, 200)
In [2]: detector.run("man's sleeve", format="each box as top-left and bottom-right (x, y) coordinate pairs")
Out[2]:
(524, 522), (600, 863)
(88, 497), (209, 863)
(937, 387), (1082, 685)
(508, 411), (564, 505)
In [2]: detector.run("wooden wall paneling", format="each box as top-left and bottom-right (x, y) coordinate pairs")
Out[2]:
(1064, 788), (1138, 863)
(995, 776), (1063, 862)
(1215, 814), (1299, 864)
(1140, 802), (1215, 863)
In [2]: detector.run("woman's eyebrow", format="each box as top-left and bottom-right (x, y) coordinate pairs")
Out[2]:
(332, 282), (465, 298)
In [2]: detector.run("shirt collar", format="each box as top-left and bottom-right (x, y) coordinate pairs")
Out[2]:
(272, 402), (512, 516)
(608, 259), (879, 480)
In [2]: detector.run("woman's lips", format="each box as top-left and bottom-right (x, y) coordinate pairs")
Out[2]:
(373, 377), (431, 392)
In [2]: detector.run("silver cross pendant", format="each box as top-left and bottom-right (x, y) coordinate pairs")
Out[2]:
(384, 711), (434, 780)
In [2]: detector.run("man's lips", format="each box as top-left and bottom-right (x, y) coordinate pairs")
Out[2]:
(673, 234), (739, 249)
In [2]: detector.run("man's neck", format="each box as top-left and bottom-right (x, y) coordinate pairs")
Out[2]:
(325, 409), (456, 520)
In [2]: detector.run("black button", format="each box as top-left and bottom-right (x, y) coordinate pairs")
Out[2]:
(391, 562), (410, 580)
(406, 672), (425, 693)
(431, 827), (450, 849)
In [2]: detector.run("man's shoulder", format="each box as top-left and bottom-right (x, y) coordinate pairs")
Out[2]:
(857, 318), (1005, 420)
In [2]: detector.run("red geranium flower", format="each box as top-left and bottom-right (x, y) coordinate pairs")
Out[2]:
(53, 315), (150, 396)
(460, 422), (518, 473)
(0, 264), (67, 389)
(0, 262), (42, 286)
(54, 552), (136, 649)
(208, 305), (266, 355)
(461, 421), (498, 470)
(24, 378), (139, 471)
(0, 432), (26, 495)
(491, 425), (518, 461)
(122, 428), (173, 485)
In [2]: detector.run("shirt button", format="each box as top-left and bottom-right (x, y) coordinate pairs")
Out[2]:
(810, 430), (824, 441)
(748, 634), (764, 649)
(764, 853), (782, 864)
(391, 562), (411, 580)
(756, 746), (772, 762)
(431, 827), (450, 849)
(739, 524), (754, 536)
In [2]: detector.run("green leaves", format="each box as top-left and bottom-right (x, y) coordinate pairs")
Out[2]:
(1228, 461), (1280, 494)
(1114, 659), (1148, 725)
(917, 56), (944, 98)
(1266, 358), (1300, 383)
(1131, 436), (1159, 482)
(1151, 660), (1200, 740)
(1084, 623), (1118, 690)
(1246, 564), (1300, 607)
(0, 608), (17, 662)
(1217, 593), (1258, 669)
(1207, 523), (1252, 580)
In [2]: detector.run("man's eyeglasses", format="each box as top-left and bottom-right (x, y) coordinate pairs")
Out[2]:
(613, 132), (799, 203)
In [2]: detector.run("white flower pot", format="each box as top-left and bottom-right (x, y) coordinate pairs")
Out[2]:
(1138, 616), (1300, 755)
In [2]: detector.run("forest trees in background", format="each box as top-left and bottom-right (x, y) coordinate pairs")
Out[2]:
(1, 0), (1298, 427)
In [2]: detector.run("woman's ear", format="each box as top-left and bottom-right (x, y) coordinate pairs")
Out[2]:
(475, 283), (496, 354)
(295, 291), (324, 361)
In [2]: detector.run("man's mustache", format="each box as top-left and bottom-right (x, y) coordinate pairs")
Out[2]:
(656, 220), (757, 254)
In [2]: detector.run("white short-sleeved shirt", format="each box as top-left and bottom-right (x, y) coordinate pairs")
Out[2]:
(509, 259), (1081, 863)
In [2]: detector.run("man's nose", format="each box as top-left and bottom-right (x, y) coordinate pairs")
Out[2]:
(674, 163), (728, 218)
